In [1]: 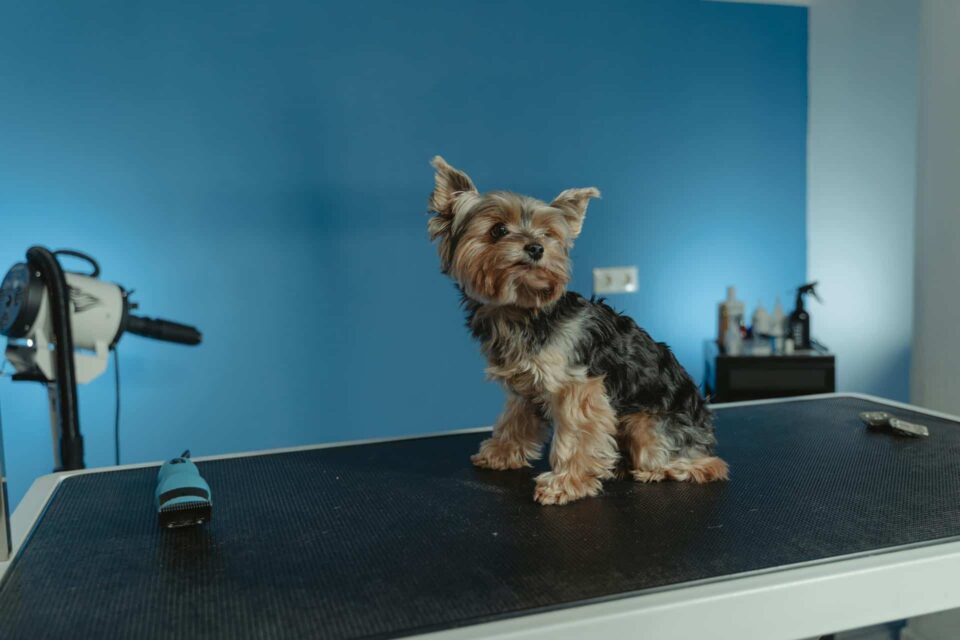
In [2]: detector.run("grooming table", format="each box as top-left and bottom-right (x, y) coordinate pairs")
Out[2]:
(2, 393), (960, 640)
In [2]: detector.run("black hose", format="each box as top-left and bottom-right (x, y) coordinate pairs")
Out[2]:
(26, 246), (84, 471)
(52, 249), (100, 278)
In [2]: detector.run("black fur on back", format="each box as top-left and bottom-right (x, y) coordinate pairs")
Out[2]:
(463, 290), (717, 456)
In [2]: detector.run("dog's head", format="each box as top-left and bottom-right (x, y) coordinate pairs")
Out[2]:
(427, 156), (599, 309)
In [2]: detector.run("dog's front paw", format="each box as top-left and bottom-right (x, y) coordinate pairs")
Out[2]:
(470, 437), (530, 470)
(533, 471), (601, 505)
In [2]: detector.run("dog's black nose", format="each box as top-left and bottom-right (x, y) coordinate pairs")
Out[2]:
(525, 243), (544, 261)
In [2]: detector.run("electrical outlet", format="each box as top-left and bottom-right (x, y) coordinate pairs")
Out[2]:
(593, 266), (638, 294)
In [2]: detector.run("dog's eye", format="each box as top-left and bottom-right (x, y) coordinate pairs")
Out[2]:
(490, 223), (509, 240)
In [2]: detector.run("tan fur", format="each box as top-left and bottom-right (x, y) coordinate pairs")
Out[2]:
(471, 394), (546, 470)
(663, 456), (729, 483)
(448, 201), (569, 308)
(534, 377), (619, 505)
(483, 311), (588, 403)
(430, 158), (727, 506)
(428, 156), (479, 271)
(620, 411), (729, 484)
(474, 308), (618, 504)
(428, 158), (584, 310)
(550, 187), (600, 239)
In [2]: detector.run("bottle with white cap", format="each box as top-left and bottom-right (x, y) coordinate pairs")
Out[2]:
(752, 301), (771, 336)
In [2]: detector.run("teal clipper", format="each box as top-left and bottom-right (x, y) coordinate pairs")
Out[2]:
(156, 450), (212, 528)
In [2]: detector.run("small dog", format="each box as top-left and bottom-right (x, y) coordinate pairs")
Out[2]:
(427, 157), (729, 505)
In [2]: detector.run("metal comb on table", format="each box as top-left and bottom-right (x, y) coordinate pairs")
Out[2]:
(860, 411), (930, 438)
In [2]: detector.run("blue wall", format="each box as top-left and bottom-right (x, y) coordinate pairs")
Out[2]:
(0, 0), (807, 507)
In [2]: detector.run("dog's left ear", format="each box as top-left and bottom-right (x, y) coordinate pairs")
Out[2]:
(551, 187), (601, 240)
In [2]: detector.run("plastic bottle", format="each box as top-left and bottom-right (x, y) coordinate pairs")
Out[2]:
(724, 321), (743, 356)
(752, 302), (771, 336)
(748, 302), (772, 355)
(771, 298), (786, 353)
(784, 337), (795, 355)
(717, 286), (745, 351)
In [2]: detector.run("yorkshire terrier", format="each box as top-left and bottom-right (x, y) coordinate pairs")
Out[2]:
(427, 157), (729, 505)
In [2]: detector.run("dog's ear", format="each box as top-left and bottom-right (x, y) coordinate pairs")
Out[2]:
(429, 156), (477, 218)
(551, 187), (600, 240)
(428, 156), (478, 270)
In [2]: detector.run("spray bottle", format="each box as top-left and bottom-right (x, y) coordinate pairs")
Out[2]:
(788, 282), (822, 350)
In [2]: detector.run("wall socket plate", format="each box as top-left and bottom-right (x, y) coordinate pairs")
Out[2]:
(593, 266), (638, 294)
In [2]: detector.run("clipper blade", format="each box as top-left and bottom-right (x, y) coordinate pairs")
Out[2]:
(158, 500), (212, 529)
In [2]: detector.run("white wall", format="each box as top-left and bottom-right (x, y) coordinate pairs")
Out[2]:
(904, 6), (960, 624)
(807, 0), (919, 401)
(911, 0), (960, 414)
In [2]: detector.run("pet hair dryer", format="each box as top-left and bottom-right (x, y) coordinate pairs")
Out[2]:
(0, 246), (202, 467)
(0, 246), (202, 559)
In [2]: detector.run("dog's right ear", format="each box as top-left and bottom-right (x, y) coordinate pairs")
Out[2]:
(428, 156), (478, 271)
(429, 155), (477, 217)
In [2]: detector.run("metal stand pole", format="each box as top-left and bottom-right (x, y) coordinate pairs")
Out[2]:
(0, 395), (11, 561)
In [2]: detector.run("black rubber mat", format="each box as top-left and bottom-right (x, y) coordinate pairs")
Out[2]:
(2, 396), (960, 639)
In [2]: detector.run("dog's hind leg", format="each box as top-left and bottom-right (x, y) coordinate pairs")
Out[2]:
(660, 456), (729, 482)
(621, 412), (728, 483)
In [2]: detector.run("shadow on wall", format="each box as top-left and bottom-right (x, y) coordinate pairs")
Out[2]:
(0, 0), (807, 506)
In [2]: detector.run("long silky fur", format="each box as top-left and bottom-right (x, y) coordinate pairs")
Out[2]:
(464, 291), (719, 459)
(428, 156), (728, 505)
